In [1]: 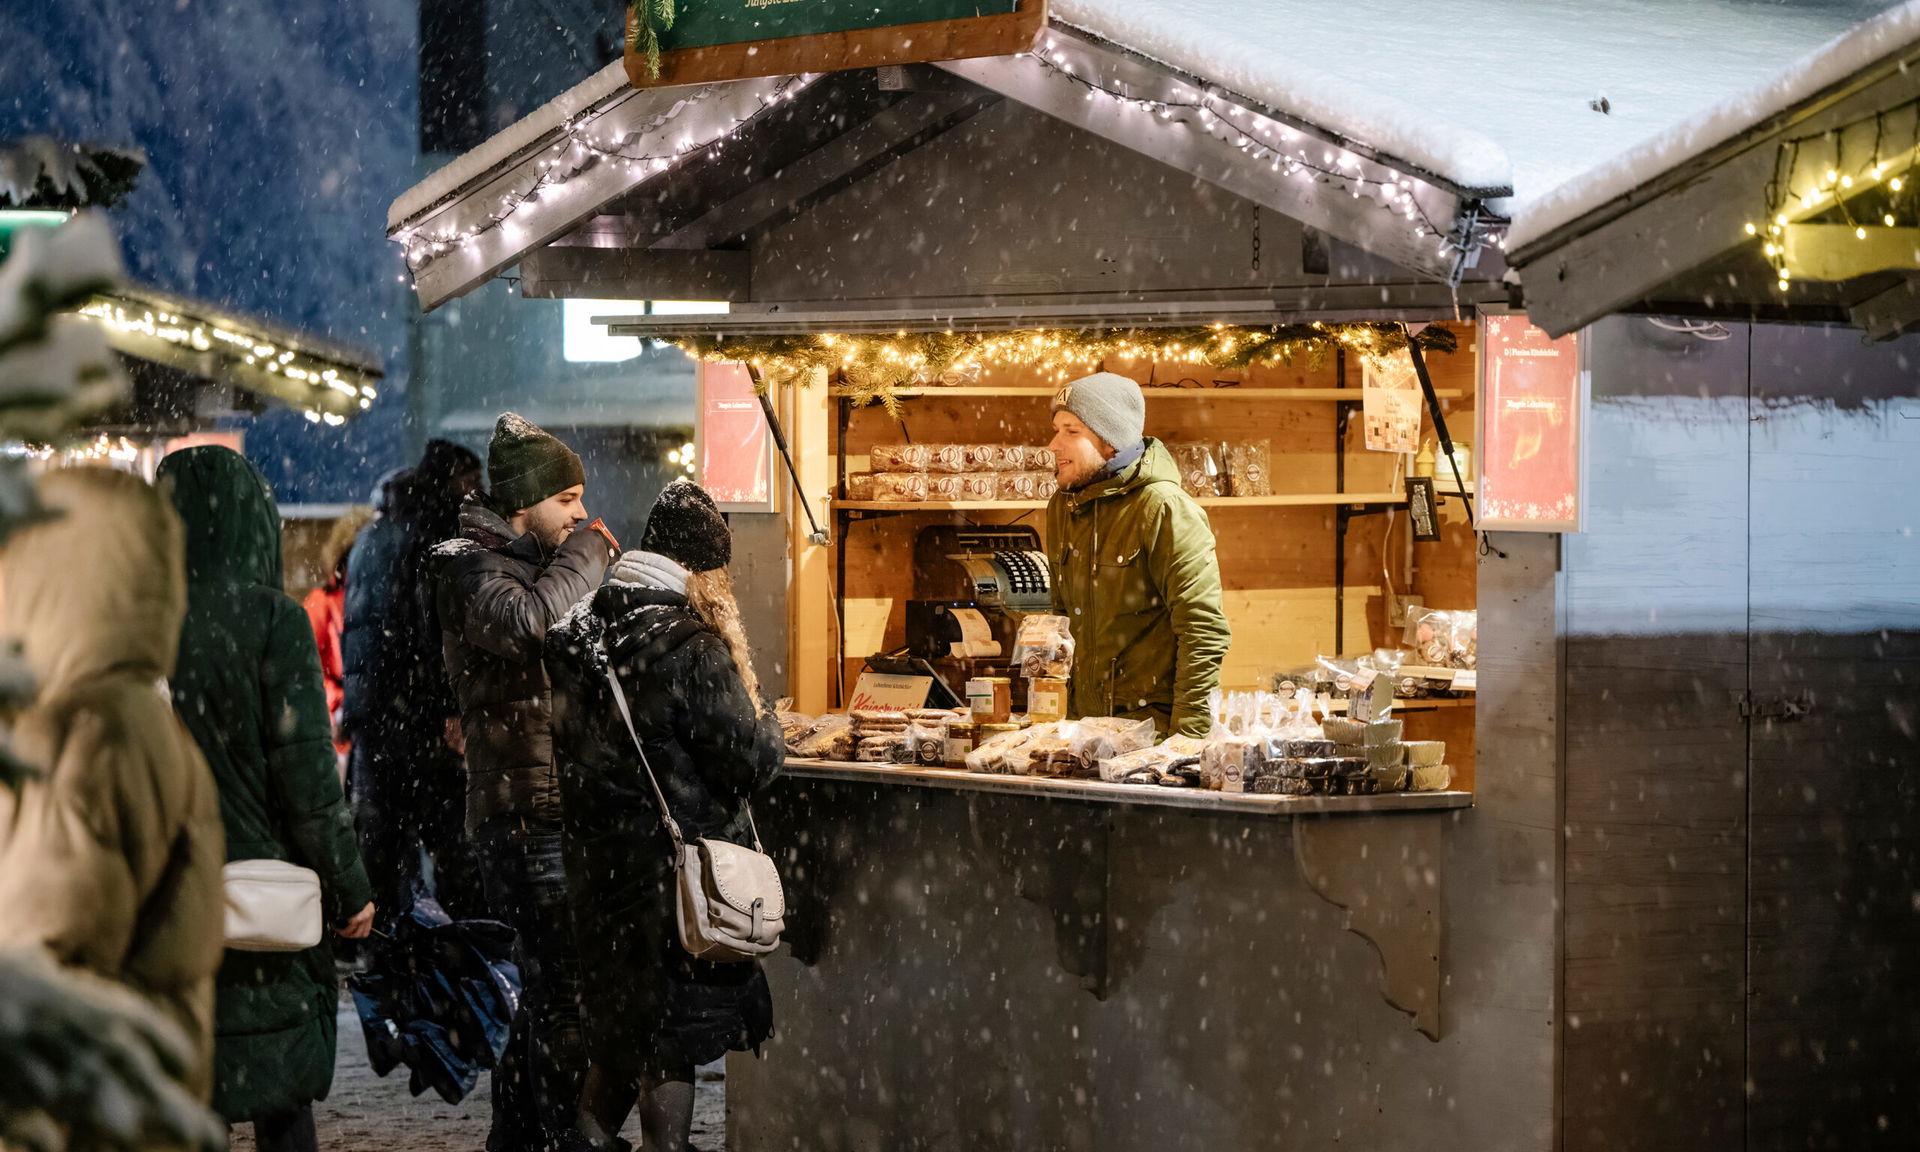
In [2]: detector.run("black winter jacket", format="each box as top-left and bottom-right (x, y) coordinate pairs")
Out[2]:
(433, 500), (611, 833)
(342, 511), (452, 742)
(545, 582), (784, 1075)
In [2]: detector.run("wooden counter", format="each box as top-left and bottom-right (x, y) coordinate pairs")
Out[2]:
(784, 756), (1473, 816)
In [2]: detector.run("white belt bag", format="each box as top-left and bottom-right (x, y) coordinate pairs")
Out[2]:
(223, 859), (324, 951)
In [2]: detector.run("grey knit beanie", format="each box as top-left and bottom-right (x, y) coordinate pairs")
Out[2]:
(1052, 372), (1145, 452)
(488, 412), (585, 513)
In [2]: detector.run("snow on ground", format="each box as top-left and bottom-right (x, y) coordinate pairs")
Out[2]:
(1510, 0), (1920, 249)
(1057, 0), (1891, 209)
(227, 1000), (727, 1152)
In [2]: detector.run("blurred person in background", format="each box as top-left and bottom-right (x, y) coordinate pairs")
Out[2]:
(303, 507), (373, 786)
(160, 446), (374, 1152)
(0, 467), (228, 1103)
(343, 441), (483, 919)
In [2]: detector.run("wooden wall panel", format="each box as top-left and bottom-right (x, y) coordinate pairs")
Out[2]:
(1744, 324), (1920, 1150)
(1560, 317), (1750, 1152)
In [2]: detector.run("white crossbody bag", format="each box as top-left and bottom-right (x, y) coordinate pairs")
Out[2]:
(222, 859), (324, 951)
(603, 657), (785, 963)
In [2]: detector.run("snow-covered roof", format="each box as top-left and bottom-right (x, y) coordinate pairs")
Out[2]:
(1056, 0), (1889, 214)
(1509, 1), (1920, 251)
(388, 60), (629, 231)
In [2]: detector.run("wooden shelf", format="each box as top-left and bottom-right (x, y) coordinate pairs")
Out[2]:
(833, 492), (1408, 513)
(835, 387), (1466, 401)
(835, 499), (1044, 512)
(1198, 492), (1404, 508)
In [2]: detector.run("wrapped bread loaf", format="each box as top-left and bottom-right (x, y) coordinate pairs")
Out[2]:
(870, 443), (932, 472)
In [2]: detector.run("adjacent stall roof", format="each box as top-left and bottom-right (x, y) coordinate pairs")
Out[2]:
(1511, 0), (1920, 250)
(1505, 1), (1920, 337)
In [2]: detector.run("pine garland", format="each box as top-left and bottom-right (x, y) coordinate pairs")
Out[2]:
(627, 0), (678, 79)
(673, 323), (1457, 415)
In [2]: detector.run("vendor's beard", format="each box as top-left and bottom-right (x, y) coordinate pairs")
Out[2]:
(685, 567), (762, 707)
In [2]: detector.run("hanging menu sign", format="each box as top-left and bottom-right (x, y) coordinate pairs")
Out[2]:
(1479, 314), (1585, 532)
(697, 360), (776, 511)
(627, 0), (1045, 88)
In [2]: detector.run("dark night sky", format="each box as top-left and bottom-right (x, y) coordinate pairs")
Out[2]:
(1, 0), (420, 503)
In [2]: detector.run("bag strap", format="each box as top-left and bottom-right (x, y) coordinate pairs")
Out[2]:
(601, 646), (764, 855)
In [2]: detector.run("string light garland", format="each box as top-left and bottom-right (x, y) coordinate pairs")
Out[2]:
(1745, 96), (1920, 292)
(672, 322), (1457, 414)
(396, 75), (814, 271)
(76, 297), (378, 422)
(1028, 36), (1501, 268)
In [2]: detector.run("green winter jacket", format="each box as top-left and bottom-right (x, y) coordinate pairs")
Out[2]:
(160, 447), (373, 1123)
(1045, 438), (1231, 738)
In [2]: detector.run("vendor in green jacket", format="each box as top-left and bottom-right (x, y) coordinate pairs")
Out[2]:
(1045, 372), (1231, 738)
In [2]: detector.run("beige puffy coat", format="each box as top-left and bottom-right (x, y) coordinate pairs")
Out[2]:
(0, 467), (227, 1099)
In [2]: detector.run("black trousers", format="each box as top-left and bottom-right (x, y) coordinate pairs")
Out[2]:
(246, 1105), (316, 1152)
(474, 817), (587, 1152)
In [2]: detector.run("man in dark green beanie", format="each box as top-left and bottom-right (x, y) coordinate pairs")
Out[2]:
(432, 412), (612, 1152)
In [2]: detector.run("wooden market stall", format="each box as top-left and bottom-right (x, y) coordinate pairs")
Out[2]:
(389, 3), (1920, 1150)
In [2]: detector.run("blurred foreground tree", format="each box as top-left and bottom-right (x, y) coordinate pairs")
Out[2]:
(0, 211), (223, 1152)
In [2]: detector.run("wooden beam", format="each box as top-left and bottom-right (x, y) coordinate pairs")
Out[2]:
(934, 28), (1467, 281)
(517, 247), (751, 300)
(651, 90), (998, 250)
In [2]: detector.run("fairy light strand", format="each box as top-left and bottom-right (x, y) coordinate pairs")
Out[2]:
(76, 298), (377, 422)
(1746, 96), (1920, 293)
(396, 75), (814, 270)
(1027, 40), (1494, 260)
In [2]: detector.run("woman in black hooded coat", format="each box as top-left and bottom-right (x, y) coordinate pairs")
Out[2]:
(545, 480), (784, 1152)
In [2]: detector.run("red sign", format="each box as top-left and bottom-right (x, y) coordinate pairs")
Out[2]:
(696, 361), (774, 510)
(1479, 315), (1584, 532)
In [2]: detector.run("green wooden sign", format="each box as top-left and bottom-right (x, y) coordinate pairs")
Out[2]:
(664, 0), (1021, 51)
(626, 0), (1043, 88)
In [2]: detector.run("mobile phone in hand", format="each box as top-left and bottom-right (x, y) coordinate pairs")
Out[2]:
(586, 518), (620, 552)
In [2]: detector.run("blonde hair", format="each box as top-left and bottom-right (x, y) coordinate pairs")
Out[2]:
(321, 507), (374, 583)
(684, 566), (761, 706)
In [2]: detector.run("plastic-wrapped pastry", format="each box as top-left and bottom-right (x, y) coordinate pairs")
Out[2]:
(870, 443), (931, 473)
(1222, 440), (1273, 497)
(963, 444), (1025, 472)
(924, 444), (970, 473)
(997, 471), (1052, 501)
(1023, 446), (1056, 470)
(1168, 442), (1222, 497)
(869, 472), (930, 502)
(1410, 763), (1453, 791)
(1404, 740), (1446, 766)
(845, 474), (877, 501)
(954, 473), (1001, 500)
(924, 473), (969, 501)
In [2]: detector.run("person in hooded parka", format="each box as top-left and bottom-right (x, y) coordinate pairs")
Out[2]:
(0, 466), (228, 1102)
(545, 479), (784, 1152)
(158, 446), (375, 1152)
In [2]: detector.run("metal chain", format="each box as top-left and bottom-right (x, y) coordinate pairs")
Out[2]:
(1251, 208), (1261, 273)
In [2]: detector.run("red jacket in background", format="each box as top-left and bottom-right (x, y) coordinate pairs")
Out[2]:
(303, 579), (349, 754)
